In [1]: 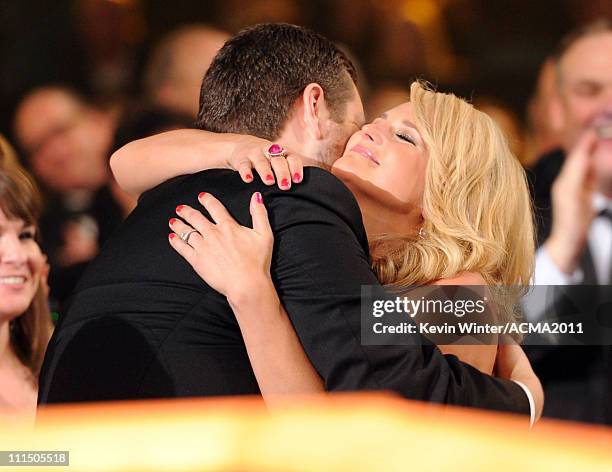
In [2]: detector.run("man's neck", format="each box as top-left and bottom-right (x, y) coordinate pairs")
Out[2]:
(276, 125), (327, 169)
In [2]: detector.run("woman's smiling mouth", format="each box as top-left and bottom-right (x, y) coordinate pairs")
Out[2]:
(350, 144), (380, 165)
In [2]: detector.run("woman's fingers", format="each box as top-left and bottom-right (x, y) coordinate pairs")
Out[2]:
(250, 192), (273, 237)
(235, 159), (255, 183)
(169, 217), (206, 251)
(563, 129), (597, 181)
(175, 202), (215, 235)
(269, 156), (292, 190)
(196, 192), (236, 227)
(168, 231), (199, 266)
(251, 153), (276, 186)
(286, 154), (303, 184)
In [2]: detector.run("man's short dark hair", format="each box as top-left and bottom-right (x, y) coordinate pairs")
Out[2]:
(196, 23), (357, 139)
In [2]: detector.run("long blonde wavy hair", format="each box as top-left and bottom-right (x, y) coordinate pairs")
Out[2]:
(371, 82), (534, 296)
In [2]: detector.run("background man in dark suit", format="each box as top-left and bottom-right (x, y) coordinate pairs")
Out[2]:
(39, 23), (538, 420)
(525, 19), (612, 424)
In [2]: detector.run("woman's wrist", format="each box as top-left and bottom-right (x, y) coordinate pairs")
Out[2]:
(227, 274), (278, 316)
(194, 131), (236, 170)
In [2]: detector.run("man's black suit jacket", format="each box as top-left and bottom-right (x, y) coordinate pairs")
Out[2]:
(38, 167), (529, 414)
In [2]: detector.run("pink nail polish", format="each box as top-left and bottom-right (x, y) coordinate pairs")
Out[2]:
(266, 174), (274, 182)
(198, 192), (206, 199)
(293, 173), (301, 183)
(245, 174), (253, 182)
(169, 233), (176, 239)
(176, 205), (184, 213)
(281, 178), (289, 187)
(169, 218), (177, 225)
(255, 192), (263, 204)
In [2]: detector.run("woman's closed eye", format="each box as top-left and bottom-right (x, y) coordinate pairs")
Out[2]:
(395, 131), (416, 145)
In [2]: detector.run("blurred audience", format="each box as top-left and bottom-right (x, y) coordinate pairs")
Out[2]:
(12, 86), (121, 310)
(524, 57), (564, 167)
(143, 25), (229, 118)
(369, 14), (428, 82)
(0, 139), (53, 420)
(370, 0), (463, 83)
(76, 0), (146, 100)
(217, 0), (304, 33)
(524, 19), (612, 424)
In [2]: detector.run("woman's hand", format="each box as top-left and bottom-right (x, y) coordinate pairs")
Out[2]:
(168, 191), (273, 304)
(226, 136), (304, 190)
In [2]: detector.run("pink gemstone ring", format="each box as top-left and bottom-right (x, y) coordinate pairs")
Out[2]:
(265, 143), (287, 159)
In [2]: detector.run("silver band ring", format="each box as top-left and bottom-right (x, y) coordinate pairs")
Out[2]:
(180, 229), (199, 244)
(265, 143), (287, 159)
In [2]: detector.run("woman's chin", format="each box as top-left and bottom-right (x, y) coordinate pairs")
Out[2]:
(331, 154), (358, 178)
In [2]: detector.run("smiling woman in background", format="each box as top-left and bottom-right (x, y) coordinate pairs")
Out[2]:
(0, 137), (53, 418)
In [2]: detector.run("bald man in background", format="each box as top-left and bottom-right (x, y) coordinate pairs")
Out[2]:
(144, 25), (229, 117)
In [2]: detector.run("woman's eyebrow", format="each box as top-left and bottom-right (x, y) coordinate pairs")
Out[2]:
(0, 219), (27, 231)
(402, 119), (418, 129)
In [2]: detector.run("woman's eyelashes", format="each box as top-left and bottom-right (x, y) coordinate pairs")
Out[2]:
(19, 228), (35, 241)
(395, 130), (416, 145)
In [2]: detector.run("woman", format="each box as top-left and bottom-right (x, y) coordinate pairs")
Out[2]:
(0, 138), (53, 419)
(112, 82), (537, 395)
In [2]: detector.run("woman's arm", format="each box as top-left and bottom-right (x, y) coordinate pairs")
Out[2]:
(230, 277), (325, 399)
(110, 129), (260, 197)
(110, 129), (303, 198)
(168, 192), (323, 405)
(430, 273), (497, 374)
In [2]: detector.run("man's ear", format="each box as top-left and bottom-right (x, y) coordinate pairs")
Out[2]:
(300, 83), (328, 140)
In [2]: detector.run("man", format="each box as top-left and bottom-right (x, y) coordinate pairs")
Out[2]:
(12, 87), (122, 310)
(143, 25), (230, 118)
(525, 19), (612, 424)
(39, 24), (538, 420)
(14, 87), (113, 194)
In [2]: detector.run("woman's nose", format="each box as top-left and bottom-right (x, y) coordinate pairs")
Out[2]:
(361, 121), (385, 145)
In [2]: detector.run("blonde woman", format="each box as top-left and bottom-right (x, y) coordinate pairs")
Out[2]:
(0, 138), (53, 419)
(112, 82), (539, 405)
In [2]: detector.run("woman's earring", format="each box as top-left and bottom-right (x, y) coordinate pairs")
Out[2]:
(418, 226), (427, 238)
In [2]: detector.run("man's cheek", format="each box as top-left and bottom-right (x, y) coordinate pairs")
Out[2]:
(594, 141), (612, 171)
